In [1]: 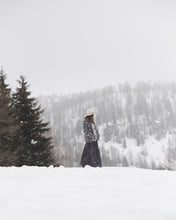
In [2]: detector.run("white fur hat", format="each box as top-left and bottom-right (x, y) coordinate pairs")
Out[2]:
(84, 108), (95, 117)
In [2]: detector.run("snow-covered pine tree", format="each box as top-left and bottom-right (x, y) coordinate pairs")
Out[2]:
(122, 155), (129, 167)
(0, 69), (18, 166)
(12, 76), (54, 166)
(122, 137), (127, 149)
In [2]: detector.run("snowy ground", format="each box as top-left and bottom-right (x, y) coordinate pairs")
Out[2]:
(0, 166), (176, 220)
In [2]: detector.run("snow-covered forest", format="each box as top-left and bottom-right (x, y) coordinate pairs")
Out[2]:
(40, 81), (176, 170)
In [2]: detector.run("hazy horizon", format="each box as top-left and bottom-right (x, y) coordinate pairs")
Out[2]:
(1, 0), (176, 96)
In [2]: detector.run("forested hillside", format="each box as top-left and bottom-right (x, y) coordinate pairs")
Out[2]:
(40, 81), (176, 169)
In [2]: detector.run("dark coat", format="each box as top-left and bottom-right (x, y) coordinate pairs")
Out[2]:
(80, 118), (102, 167)
(83, 118), (100, 143)
(80, 140), (102, 167)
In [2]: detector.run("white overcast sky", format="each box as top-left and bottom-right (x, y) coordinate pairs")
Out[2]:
(0, 0), (176, 95)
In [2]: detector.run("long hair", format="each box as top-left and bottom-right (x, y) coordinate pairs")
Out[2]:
(85, 114), (94, 124)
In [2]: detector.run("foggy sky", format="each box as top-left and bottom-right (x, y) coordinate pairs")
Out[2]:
(0, 0), (176, 95)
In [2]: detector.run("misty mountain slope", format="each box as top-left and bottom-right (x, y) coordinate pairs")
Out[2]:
(39, 82), (176, 169)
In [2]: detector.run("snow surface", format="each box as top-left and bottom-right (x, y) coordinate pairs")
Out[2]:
(0, 166), (176, 220)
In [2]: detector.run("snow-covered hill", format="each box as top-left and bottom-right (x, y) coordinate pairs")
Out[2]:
(39, 82), (176, 169)
(1, 166), (176, 220)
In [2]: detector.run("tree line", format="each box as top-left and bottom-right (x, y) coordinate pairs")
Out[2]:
(0, 69), (54, 166)
(40, 82), (176, 169)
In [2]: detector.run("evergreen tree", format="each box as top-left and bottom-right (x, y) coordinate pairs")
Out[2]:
(127, 150), (134, 166)
(122, 138), (127, 149)
(122, 156), (129, 167)
(12, 76), (54, 166)
(0, 69), (18, 166)
(151, 159), (156, 170)
(103, 123), (112, 142)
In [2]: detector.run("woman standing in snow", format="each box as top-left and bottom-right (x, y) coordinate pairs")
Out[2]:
(80, 109), (102, 167)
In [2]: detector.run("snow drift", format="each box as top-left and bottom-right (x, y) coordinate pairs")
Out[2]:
(0, 166), (176, 220)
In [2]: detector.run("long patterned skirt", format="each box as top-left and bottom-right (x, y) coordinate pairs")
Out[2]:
(80, 141), (102, 167)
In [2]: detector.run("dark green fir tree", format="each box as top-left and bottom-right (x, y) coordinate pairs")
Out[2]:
(12, 75), (54, 166)
(0, 69), (18, 166)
